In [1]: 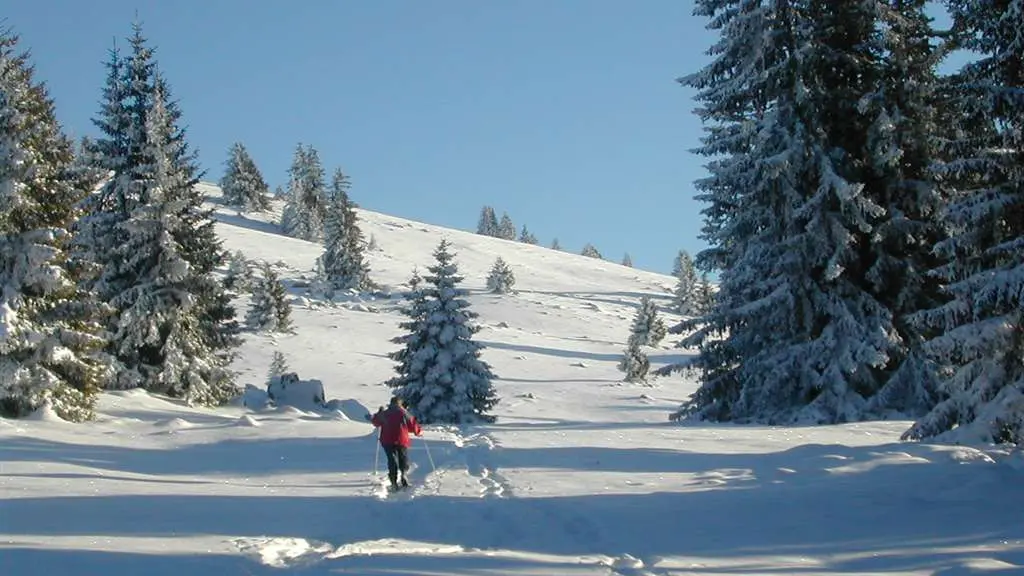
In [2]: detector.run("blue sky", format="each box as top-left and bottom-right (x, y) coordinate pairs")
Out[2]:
(8, 2), (964, 276)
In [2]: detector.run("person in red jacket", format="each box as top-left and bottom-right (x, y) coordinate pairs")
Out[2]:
(371, 396), (422, 490)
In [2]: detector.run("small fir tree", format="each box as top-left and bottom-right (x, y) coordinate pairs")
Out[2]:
(629, 297), (667, 347)
(220, 142), (271, 211)
(268, 350), (288, 382)
(692, 274), (715, 315)
(621, 253), (633, 267)
(280, 144), (326, 241)
(581, 243), (602, 259)
(518, 225), (537, 244)
(247, 262), (292, 333)
(486, 257), (516, 294)
(550, 238), (562, 251)
(497, 213), (516, 240)
(318, 168), (370, 294)
(673, 250), (699, 314)
(618, 339), (650, 383)
(476, 206), (498, 236)
(224, 250), (251, 292)
(387, 240), (498, 423)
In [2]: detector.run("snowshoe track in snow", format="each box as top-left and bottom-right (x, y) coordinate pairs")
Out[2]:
(454, 430), (514, 498)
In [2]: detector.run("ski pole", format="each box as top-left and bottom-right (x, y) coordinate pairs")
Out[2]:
(422, 434), (436, 473)
(373, 425), (381, 477)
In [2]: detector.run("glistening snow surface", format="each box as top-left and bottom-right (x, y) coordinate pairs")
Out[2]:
(1, 183), (1022, 575)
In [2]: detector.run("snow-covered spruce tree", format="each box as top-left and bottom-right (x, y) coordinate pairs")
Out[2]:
(671, 0), (934, 424)
(99, 78), (239, 404)
(387, 239), (498, 424)
(247, 262), (292, 333)
(223, 249), (251, 292)
(0, 29), (108, 421)
(280, 144), (327, 241)
(518, 225), (537, 245)
(476, 206), (498, 236)
(858, 0), (948, 417)
(672, 250), (699, 314)
(621, 253), (633, 267)
(628, 297), (667, 347)
(318, 168), (371, 294)
(581, 243), (602, 259)
(902, 1), (1024, 445)
(618, 339), (650, 383)
(220, 142), (271, 211)
(497, 213), (516, 240)
(486, 256), (516, 294)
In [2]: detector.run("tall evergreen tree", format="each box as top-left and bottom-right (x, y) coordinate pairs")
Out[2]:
(621, 253), (633, 267)
(550, 238), (561, 251)
(860, 0), (948, 415)
(519, 224), (537, 244)
(673, 0), (929, 424)
(387, 240), (498, 424)
(101, 81), (239, 404)
(476, 206), (498, 236)
(581, 243), (602, 259)
(220, 142), (271, 211)
(280, 144), (327, 241)
(0, 29), (108, 421)
(81, 24), (239, 404)
(673, 249), (699, 314)
(318, 168), (371, 294)
(904, 0), (1024, 444)
(497, 212), (516, 240)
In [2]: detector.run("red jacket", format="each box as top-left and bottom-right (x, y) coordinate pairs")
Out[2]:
(371, 405), (421, 447)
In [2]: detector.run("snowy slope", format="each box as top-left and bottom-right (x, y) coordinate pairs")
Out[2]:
(1, 183), (1022, 576)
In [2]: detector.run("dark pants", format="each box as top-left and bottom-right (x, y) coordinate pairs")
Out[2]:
(383, 444), (409, 486)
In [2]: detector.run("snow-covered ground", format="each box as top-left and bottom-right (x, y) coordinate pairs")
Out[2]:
(2, 183), (1022, 575)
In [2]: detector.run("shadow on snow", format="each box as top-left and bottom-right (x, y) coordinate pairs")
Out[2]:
(2, 432), (1022, 574)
